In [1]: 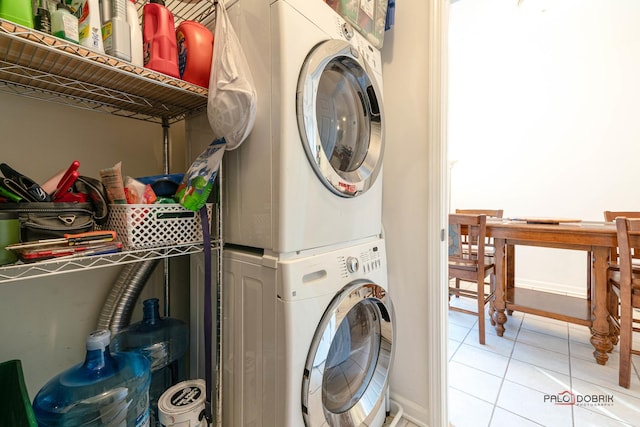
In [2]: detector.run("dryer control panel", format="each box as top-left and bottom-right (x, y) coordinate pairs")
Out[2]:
(331, 16), (382, 77)
(350, 33), (382, 77)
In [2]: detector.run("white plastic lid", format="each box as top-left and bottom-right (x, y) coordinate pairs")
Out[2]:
(158, 379), (206, 425)
(86, 329), (111, 351)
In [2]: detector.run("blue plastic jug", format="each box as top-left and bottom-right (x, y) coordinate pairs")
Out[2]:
(32, 329), (151, 426)
(111, 298), (189, 426)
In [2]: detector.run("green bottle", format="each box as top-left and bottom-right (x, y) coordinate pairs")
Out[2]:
(51, 2), (79, 43)
(0, 212), (19, 266)
(0, 0), (35, 28)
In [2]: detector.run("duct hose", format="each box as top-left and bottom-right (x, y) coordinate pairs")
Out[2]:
(97, 259), (161, 334)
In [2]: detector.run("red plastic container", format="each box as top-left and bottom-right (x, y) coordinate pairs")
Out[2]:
(176, 21), (214, 88)
(142, 0), (179, 78)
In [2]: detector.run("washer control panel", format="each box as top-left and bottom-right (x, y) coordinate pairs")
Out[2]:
(338, 244), (383, 278)
(346, 256), (359, 273)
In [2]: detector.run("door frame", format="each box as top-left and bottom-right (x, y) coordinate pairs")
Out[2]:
(427, 0), (450, 426)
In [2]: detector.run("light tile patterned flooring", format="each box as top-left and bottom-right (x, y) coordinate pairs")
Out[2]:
(448, 296), (640, 427)
(383, 418), (418, 427)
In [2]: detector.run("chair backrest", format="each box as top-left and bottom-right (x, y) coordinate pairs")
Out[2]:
(605, 211), (640, 222)
(449, 213), (487, 264)
(615, 217), (640, 291)
(606, 211), (640, 262)
(455, 209), (504, 219)
(455, 210), (501, 249)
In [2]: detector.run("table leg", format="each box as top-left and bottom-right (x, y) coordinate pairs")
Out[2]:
(492, 238), (508, 336)
(506, 244), (515, 315)
(590, 246), (613, 365)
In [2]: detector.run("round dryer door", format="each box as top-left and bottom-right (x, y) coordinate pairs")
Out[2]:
(297, 38), (384, 198)
(301, 281), (394, 427)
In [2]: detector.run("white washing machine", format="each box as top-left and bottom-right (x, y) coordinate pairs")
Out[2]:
(222, 238), (394, 426)
(224, 0), (385, 254)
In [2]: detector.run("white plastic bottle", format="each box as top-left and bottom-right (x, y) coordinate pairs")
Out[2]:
(51, 2), (79, 43)
(71, 0), (105, 52)
(99, 0), (111, 23)
(102, 0), (131, 62)
(126, 0), (143, 66)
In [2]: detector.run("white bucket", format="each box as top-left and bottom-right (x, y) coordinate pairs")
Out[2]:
(158, 379), (207, 427)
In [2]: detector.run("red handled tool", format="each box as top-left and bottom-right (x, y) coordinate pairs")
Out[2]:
(51, 161), (80, 201)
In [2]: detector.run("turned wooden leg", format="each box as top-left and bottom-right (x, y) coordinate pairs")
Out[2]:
(489, 300), (496, 326)
(492, 238), (508, 336)
(591, 330), (614, 365)
(506, 244), (515, 316)
(590, 247), (614, 364)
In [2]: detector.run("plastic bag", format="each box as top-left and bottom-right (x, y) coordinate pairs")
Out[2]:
(175, 138), (226, 211)
(207, 0), (257, 151)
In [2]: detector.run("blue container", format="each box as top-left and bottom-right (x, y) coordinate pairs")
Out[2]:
(111, 298), (189, 426)
(32, 330), (151, 427)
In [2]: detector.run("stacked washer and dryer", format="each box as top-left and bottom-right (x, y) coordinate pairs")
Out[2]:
(222, 0), (394, 426)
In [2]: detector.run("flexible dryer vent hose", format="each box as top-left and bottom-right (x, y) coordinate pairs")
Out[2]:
(97, 259), (161, 334)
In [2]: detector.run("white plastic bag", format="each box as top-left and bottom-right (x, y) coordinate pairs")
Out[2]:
(207, 0), (257, 151)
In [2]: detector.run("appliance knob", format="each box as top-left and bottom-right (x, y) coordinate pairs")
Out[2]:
(346, 256), (359, 273)
(341, 22), (354, 40)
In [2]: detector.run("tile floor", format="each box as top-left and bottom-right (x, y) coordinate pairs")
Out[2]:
(448, 296), (640, 427)
(383, 417), (418, 427)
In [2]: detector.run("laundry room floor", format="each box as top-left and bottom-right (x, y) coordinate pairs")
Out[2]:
(383, 416), (418, 427)
(448, 294), (640, 427)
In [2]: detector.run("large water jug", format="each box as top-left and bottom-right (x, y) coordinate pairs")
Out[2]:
(111, 298), (189, 426)
(32, 329), (151, 426)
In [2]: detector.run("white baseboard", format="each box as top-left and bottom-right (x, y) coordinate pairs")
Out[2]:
(389, 393), (429, 427)
(515, 278), (586, 299)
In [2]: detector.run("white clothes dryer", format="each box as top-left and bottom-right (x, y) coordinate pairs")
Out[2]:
(222, 238), (394, 426)
(224, 0), (385, 254)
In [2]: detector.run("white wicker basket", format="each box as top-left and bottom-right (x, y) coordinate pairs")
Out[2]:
(105, 204), (212, 249)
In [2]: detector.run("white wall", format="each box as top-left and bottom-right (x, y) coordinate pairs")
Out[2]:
(449, 0), (640, 296)
(0, 93), (190, 399)
(382, 0), (448, 425)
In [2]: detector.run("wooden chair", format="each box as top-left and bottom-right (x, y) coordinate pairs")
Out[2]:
(599, 211), (640, 299)
(605, 211), (640, 222)
(609, 217), (640, 388)
(455, 209), (504, 253)
(448, 213), (496, 344)
(455, 209), (504, 219)
(604, 211), (640, 265)
(582, 212), (640, 308)
(453, 209), (503, 296)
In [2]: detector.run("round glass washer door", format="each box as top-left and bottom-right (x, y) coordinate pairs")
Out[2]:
(301, 281), (394, 426)
(297, 39), (384, 197)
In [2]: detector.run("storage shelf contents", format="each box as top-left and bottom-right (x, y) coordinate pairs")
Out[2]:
(0, 0), (217, 123)
(104, 203), (213, 250)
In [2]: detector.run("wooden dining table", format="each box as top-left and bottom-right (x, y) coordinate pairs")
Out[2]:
(486, 219), (619, 365)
